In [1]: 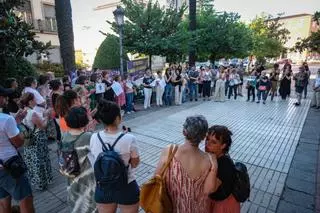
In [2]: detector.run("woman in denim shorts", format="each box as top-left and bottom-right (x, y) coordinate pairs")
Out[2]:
(89, 100), (140, 213)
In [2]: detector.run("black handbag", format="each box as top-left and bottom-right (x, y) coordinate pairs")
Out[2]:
(0, 154), (27, 179)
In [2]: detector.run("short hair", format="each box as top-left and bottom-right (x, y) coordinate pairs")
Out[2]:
(273, 63), (279, 69)
(65, 106), (89, 129)
(49, 79), (62, 91)
(113, 75), (120, 82)
(102, 71), (109, 78)
(4, 78), (17, 89)
(208, 125), (233, 153)
(38, 74), (49, 86)
(20, 92), (35, 108)
(76, 75), (87, 85)
(90, 73), (98, 82)
(24, 76), (36, 87)
(95, 99), (121, 125)
(62, 75), (70, 84)
(183, 115), (208, 145)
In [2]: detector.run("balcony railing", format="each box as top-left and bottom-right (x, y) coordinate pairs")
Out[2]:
(32, 18), (58, 33)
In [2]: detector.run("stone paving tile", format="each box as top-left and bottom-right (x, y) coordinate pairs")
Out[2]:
(31, 94), (311, 213)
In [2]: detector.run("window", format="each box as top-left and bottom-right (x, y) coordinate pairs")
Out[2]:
(43, 4), (57, 32)
(16, 0), (33, 24)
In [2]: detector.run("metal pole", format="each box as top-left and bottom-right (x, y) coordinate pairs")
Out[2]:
(119, 25), (124, 76)
(189, 0), (196, 66)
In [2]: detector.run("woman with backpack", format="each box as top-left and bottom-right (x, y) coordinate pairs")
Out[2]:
(89, 100), (140, 213)
(205, 125), (240, 213)
(61, 107), (97, 213)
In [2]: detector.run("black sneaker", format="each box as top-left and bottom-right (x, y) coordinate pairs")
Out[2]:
(294, 102), (300, 106)
(195, 99), (198, 101)
(190, 99), (193, 102)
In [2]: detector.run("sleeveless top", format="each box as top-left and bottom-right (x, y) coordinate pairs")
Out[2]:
(166, 157), (210, 213)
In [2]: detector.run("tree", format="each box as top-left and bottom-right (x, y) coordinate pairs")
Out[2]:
(93, 34), (128, 69)
(109, 0), (187, 66)
(55, 0), (75, 75)
(191, 9), (253, 62)
(249, 14), (290, 63)
(0, 0), (49, 83)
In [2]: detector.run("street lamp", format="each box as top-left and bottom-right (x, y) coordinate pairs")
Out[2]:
(113, 6), (125, 76)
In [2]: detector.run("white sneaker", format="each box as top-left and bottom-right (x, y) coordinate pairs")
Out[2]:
(127, 111), (131, 114)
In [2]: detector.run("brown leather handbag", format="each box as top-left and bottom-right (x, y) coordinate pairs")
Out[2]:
(140, 144), (178, 213)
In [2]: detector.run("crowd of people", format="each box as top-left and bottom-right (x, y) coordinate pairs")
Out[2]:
(0, 59), (319, 213)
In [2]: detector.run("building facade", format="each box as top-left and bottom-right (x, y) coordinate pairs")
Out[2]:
(277, 14), (319, 63)
(16, 0), (61, 64)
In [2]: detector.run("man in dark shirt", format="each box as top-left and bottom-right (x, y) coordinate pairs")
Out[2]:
(101, 71), (115, 102)
(188, 66), (199, 101)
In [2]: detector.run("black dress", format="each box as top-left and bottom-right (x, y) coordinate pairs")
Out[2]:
(279, 75), (291, 99)
(102, 80), (115, 102)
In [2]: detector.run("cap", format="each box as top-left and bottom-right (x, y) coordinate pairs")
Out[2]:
(0, 86), (14, 97)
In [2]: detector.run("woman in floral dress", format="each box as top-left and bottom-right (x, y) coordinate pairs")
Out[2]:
(20, 92), (53, 190)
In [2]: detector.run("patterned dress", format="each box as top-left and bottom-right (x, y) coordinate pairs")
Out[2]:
(165, 157), (210, 213)
(62, 132), (97, 213)
(23, 109), (53, 190)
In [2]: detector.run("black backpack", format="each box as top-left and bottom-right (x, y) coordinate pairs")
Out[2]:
(232, 162), (250, 202)
(94, 132), (128, 190)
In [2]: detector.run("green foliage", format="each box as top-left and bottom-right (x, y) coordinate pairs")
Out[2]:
(35, 62), (64, 78)
(249, 14), (290, 63)
(0, 0), (51, 82)
(0, 0), (51, 58)
(109, 0), (187, 64)
(2, 58), (37, 87)
(93, 34), (129, 69)
(313, 11), (320, 25)
(192, 9), (253, 62)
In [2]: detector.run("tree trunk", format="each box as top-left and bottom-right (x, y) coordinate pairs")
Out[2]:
(149, 55), (152, 69)
(55, 0), (75, 75)
(189, 0), (196, 66)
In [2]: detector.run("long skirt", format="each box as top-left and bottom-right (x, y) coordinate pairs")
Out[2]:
(24, 130), (53, 190)
(209, 195), (240, 213)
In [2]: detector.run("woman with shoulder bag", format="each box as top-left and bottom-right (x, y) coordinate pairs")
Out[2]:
(20, 92), (53, 190)
(61, 107), (97, 213)
(205, 125), (240, 213)
(153, 115), (218, 213)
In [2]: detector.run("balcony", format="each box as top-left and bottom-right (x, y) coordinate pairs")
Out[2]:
(32, 18), (58, 34)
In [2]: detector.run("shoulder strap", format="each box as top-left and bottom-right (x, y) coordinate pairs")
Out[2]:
(160, 144), (178, 177)
(97, 132), (110, 151)
(111, 133), (125, 150)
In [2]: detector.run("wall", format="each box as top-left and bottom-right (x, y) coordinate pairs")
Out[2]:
(279, 15), (312, 62)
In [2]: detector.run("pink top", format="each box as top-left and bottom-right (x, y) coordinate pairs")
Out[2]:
(115, 82), (126, 107)
(165, 157), (210, 213)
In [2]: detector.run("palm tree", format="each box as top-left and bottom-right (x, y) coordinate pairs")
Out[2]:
(55, 0), (75, 75)
(189, 0), (196, 66)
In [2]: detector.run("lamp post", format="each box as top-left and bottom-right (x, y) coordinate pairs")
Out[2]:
(113, 6), (125, 76)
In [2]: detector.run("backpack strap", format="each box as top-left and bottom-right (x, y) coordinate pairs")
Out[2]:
(97, 132), (126, 152)
(97, 132), (111, 152)
(111, 133), (125, 150)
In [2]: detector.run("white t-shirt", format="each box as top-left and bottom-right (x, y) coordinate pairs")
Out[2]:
(89, 131), (139, 183)
(23, 87), (45, 105)
(0, 113), (19, 164)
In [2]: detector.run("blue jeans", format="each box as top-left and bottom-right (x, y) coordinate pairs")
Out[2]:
(126, 93), (134, 112)
(0, 169), (32, 201)
(189, 83), (198, 100)
(164, 84), (173, 106)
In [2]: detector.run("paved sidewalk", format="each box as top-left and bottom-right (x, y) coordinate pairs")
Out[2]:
(276, 107), (320, 213)
(29, 92), (313, 213)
